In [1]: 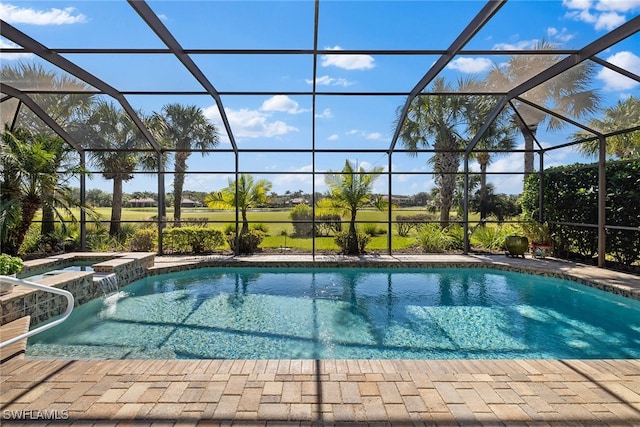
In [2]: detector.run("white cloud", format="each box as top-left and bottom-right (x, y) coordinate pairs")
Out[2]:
(447, 57), (493, 73)
(594, 11), (626, 30)
(492, 39), (540, 50)
(204, 105), (298, 139)
(327, 134), (339, 141)
(316, 108), (333, 119)
(595, 0), (640, 12)
(307, 75), (353, 87)
(321, 46), (375, 70)
(366, 132), (384, 140)
(546, 27), (575, 43)
(0, 38), (32, 60)
(597, 51), (640, 91)
(563, 0), (640, 30)
(260, 95), (306, 114)
(0, 2), (87, 25)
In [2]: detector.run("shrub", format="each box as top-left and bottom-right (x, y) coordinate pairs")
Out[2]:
(470, 225), (510, 251)
(0, 253), (23, 275)
(314, 214), (342, 236)
(227, 229), (265, 254)
(289, 204), (313, 237)
(362, 223), (386, 236)
(128, 228), (157, 252)
(334, 231), (370, 254)
(251, 223), (269, 234)
(163, 227), (225, 254)
(396, 214), (433, 236)
(415, 224), (455, 253)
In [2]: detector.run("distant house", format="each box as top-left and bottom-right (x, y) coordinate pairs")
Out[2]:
(180, 198), (201, 208)
(128, 197), (157, 207)
(289, 197), (308, 205)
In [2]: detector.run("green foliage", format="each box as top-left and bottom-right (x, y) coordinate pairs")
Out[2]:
(289, 203), (313, 236)
(251, 223), (269, 234)
(395, 214), (434, 236)
(314, 214), (342, 237)
(128, 228), (157, 252)
(0, 253), (24, 275)
(362, 223), (386, 236)
(470, 225), (513, 251)
(227, 229), (265, 254)
(521, 160), (639, 265)
(415, 224), (455, 253)
(334, 231), (370, 254)
(162, 227), (225, 254)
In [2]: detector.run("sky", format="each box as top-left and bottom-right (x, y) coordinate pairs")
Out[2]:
(1, 0), (639, 198)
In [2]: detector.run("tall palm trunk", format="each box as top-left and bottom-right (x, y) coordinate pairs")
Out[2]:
(173, 152), (188, 227)
(9, 194), (41, 255)
(41, 188), (56, 236)
(348, 209), (358, 254)
(521, 124), (537, 176)
(241, 209), (249, 235)
(477, 152), (490, 222)
(110, 176), (123, 237)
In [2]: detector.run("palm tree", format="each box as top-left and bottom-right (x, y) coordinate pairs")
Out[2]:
(82, 101), (147, 237)
(487, 40), (601, 176)
(205, 174), (272, 235)
(155, 104), (219, 226)
(323, 159), (384, 254)
(1, 62), (95, 236)
(574, 96), (640, 159)
(398, 77), (466, 227)
(0, 129), (85, 255)
(464, 94), (517, 221)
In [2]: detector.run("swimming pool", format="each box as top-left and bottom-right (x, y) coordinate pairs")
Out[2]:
(27, 267), (640, 360)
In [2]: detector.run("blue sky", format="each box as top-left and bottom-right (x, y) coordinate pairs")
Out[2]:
(1, 0), (639, 197)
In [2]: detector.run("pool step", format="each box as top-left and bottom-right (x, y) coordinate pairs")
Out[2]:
(0, 316), (31, 363)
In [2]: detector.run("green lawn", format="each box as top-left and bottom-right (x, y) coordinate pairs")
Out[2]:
(67, 206), (480, 252)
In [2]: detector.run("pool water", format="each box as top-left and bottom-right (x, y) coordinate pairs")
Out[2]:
(27, 267), (640, 360)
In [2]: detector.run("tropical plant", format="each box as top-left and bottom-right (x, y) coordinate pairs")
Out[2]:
(415, 223), (455, 253)
(486, 40), (601, 176)
(0, 129), (89, 255)
(155, 104), (219, 226)
(205, 173), (272, 244)
(322, 159), (384, 254)
(463, 89), (517, 221)
(82, 101), (148, 237)
(2, 62), (95, 244)
(398, 77), (467, 227)
(574, 95), (640, 159)
(0, 253), (23, 276)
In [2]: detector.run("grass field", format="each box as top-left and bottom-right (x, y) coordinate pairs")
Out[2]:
(83, 206), (468, 251)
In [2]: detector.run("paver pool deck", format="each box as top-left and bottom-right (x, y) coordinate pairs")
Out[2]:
(1, 254), (639, 425)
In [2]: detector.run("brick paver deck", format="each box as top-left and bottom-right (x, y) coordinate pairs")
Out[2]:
(1, 254), (639, 425)
(2, 358), (639, 425)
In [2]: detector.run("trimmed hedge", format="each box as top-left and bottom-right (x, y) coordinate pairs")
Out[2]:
(162, 227), (225, 253)
(521, 160), (639, 266)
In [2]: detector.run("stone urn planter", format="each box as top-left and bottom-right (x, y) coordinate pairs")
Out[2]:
(505, 236), (529, 258)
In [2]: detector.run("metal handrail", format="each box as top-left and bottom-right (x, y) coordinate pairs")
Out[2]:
(0, 276), (75, 349)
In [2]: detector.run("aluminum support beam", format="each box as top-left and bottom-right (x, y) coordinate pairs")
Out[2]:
(0, 20), (162, 153)
(388, 0), (506, 153)
(127, 0), (238, 153)
(598, 135), (607, 268)
(0, 83), (84, 154)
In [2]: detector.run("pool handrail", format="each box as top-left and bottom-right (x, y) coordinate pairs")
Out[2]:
(0, 275), (75, 349)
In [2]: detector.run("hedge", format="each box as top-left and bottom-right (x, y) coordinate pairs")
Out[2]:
(162, 227), (225, 253)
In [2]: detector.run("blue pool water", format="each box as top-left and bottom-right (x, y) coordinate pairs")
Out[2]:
(27, 267), (640, 360)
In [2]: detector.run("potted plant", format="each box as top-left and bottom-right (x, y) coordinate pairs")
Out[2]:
(522, 221), (552, 258)
(504, 235), (529, 258)
(0, 253), (24, 295)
